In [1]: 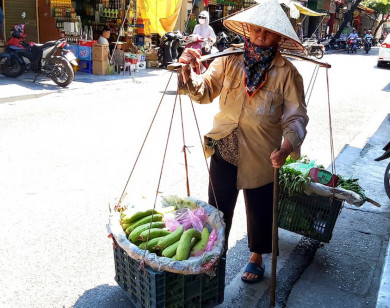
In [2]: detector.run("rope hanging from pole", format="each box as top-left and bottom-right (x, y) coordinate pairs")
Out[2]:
(325, 68), (337, 194)
(114, 71), (175, 210)
(305, 64), (320, 107)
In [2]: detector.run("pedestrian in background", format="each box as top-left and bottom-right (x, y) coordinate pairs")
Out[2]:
(179, 0), (308, 284)
(296, 22), (303, 43)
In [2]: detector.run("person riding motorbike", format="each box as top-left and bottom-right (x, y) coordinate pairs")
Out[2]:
(347, 28), (359, 50)
(192, 11), (216, 54)
(364, 30), (373, 41)
(363, 30), (374, 52)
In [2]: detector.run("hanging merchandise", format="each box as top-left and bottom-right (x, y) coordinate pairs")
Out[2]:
(136, 0), (183, 35)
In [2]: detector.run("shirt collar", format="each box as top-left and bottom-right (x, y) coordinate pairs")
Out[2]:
(269, 51), (285, 69)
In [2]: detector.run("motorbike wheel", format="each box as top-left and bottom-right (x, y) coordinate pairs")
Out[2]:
(314, 49), (324, 59)
(385, 162), (390, 199)
(157, 48), (165, 68)
(49, 57), (74, 87)
(2, 56), (23, 78)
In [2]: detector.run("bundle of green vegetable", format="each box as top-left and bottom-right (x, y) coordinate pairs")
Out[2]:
(336, 176), (366, 199)
(279, 167), (311, 197)
(280, 156), (313, 197)
(280, 156), (367, 200)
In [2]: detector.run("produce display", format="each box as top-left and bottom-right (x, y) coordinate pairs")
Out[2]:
(280, 155), (376, 205)
(119, 206), (213, 261)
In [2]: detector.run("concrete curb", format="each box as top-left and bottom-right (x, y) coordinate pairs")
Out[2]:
(377, 236), (390, 307)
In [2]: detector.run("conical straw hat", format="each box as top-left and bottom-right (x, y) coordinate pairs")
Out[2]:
(223, 0), (303, 51)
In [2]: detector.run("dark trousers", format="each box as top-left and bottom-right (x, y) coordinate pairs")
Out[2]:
(208, 151), (274, 255)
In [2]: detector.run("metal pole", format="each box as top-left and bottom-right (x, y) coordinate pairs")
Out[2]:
(270, 165), (279, 307)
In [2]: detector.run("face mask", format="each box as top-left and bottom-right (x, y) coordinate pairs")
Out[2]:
(199, 19), (206, 25)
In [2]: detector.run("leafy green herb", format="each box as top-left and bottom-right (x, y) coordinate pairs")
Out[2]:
(279, 166), (311, 197)
(337, 175), (366, 199)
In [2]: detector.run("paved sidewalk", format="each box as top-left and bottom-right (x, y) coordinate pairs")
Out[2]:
(286, 115), (390, 308)
(0, 68), (165, 103)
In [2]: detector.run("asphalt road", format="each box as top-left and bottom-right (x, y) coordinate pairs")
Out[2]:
(0, 47), (389, 308)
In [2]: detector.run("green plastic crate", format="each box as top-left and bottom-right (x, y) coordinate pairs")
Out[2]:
(113, 244), (225, 308)
(278, 191), (343, 242)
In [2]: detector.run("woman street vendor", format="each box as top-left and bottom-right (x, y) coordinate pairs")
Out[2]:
(178, 0), (309, 283)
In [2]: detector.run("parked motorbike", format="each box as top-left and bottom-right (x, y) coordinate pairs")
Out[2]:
(216, 31), (232, 52)
(364, 37), (373, 53)
(346, 38), (357, 53)
(157, 30), (183, 68)
(302, 38), (325, 59)
(0, 24), (77, 87)
(374, 142), (390, 199)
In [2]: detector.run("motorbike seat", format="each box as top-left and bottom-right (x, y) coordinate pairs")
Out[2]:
(8, 45), (25, 51)
(34, 41), (56, 52)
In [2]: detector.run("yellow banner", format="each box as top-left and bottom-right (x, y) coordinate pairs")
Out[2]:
(136, 0), (183, 35)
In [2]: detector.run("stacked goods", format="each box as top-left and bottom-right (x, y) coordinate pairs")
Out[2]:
(108, 196), (225, 275)
(146, 47), (159, 68)
(78, 40), (95, 74)
(92, 43), (109, 75)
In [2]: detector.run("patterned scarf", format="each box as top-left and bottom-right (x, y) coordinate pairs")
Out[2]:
(243, 40), (277, 97)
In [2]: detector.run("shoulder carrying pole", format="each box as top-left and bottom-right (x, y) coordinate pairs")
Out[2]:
(270, 158), (280, 307)
(167, 49), (331, 71)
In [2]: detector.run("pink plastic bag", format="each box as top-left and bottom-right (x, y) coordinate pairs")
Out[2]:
(186, 208), (206, 232)
(164, 217), (181, 232)
(164, 208), (206, 232)
(205, 229), (218, 252)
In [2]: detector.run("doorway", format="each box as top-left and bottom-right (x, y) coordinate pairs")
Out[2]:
(2, 0), (39, 42)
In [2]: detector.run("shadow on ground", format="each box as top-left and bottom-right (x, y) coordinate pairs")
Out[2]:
(73, 284), (132, 308)
(0, 68), (163, 91)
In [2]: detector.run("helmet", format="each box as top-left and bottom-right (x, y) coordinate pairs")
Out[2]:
(11, 24), (26, 39)
(352, 28), (356, 32)
(368, 30), (372, 33)
(199, 11), (208, 18)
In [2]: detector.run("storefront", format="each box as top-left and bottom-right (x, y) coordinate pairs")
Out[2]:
(279, 0), (327, 39)
(2, 0), (39, 42)
(355, 4), (376, 34)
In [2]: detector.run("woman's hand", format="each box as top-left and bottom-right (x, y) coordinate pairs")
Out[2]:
(270, 148), (290, 168)
(179, 48), (201, 83)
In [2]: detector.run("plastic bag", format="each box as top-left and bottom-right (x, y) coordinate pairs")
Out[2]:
(164, 207), (206, 232)
(304, 182), (364, 206)
(205, 229), (218, 252)
(186, 208), (206, 232)
(164, 216), (181, 232)
(286, 160), (315, 177)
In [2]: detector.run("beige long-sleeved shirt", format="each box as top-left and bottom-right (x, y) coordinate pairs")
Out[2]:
(181, 51), (309, 189)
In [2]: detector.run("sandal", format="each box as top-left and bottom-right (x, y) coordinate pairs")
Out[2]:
(241, 262), (265, 283)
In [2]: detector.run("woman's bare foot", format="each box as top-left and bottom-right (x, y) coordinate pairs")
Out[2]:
(242, 253), (263, 281)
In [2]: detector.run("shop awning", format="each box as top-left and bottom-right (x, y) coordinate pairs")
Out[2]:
(292, 1), (327, 16)
(216, 0), (239, 5)
(357, 4), (375, 14)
